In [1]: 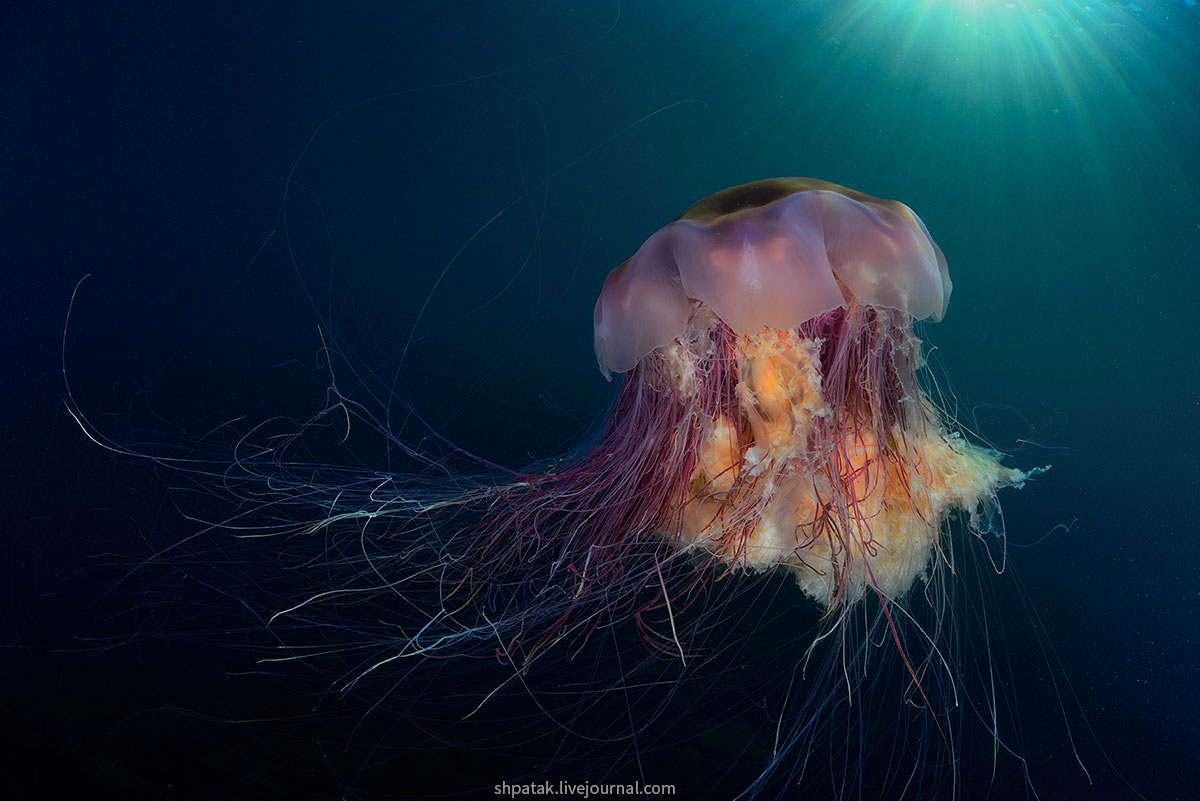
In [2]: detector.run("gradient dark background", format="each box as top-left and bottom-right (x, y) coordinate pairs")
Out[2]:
(5, 1), (1199, 799)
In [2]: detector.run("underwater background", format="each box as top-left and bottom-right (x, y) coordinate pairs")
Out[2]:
(5, 1), (1199, 799)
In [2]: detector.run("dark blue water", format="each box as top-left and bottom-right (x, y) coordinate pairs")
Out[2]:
(6, 2), (1198, 799)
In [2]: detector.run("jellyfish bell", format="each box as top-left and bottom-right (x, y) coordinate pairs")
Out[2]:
(594, 177), (952, 377)
(593, 178), (1030, 608)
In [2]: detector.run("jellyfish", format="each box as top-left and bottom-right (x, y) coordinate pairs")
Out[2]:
(439, 176), (1035, 645)
(589, 177), (1033, 611)
(327, 178), (1037, 785)
(71, 176), (1045, 798)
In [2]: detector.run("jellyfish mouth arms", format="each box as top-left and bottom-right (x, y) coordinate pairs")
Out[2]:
(646, 316), (1030, 609)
